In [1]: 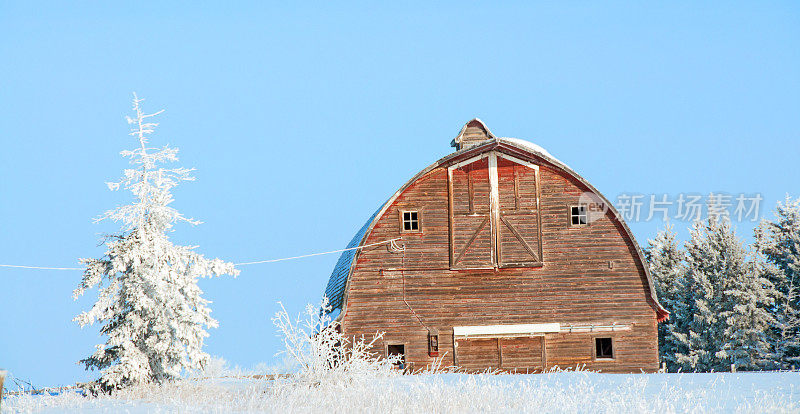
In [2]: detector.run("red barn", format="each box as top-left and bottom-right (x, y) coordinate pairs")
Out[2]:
(324, 119), (667, 373)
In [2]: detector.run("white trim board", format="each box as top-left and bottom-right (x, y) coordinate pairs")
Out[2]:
(453, 323), (633, 338)
(497, 152), (539, 171)
(453, 323), (560, 338)
(561, 323), (632, 333)
(447, 153), (489, 171)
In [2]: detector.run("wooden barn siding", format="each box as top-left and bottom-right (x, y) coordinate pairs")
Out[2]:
(340, 156), (659, 373)
(459, 125), (491, 148)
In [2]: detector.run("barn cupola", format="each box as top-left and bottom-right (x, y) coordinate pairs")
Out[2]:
(451, 118), (496, 151)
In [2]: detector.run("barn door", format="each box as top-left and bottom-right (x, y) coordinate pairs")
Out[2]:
(454, 336), (545, 372)
(448, 152), (542, 269)
(448, 155), (494, 269)
(496, 154), (542, 267)
(454, 338), (500, 371)
(499, 336), (545, 373)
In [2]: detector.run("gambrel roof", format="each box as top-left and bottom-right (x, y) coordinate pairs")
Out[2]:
(323, 127), (669, 322)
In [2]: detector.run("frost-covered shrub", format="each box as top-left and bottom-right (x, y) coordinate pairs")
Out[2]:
(271, 298), (401, 389)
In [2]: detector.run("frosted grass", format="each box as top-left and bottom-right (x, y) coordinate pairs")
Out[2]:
(6, 371), (800, 413)
(9, 302), (799, 413)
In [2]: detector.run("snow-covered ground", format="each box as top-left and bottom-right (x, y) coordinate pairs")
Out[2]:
(9, 306), (798, 413)
(5, 371), (800, 413)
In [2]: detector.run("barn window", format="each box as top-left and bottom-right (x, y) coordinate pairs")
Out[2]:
(401, 211), (420, 232)
(595, 337), (614, 359)
(387, 344), (406, 369)
(570, 205), (588, 226)
(428, 329), (440, 357)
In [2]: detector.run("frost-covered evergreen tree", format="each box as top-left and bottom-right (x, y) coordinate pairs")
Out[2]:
(716, 247), (775, 370)
(677, 210), (773, 371)
(755, 196), (800, 369)
(645, 224), (686, 371)
(73, 94), (239, 391)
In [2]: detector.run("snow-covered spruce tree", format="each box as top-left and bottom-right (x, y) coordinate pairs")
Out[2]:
(677, 210), (774, 371)
(644, 224), (687, 371)
(755, 196), (800, 369)
(73, 94), (238, 391)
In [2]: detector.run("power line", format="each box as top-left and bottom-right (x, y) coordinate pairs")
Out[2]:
(234, 238), (401, 265)
(0, 237), (402, 271)
(0, 264), (83, 271)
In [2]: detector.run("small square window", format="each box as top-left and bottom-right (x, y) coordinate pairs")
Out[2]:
(570, 205), (588, 226)
(387, 344), (406, 369)
(595, 337), (613, 359)
(402, 211), (419, 232)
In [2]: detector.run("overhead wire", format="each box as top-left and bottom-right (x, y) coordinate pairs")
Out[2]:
(0, 237), (403, 271)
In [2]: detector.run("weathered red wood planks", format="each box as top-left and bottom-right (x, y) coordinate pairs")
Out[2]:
(334, 126), (661, 373)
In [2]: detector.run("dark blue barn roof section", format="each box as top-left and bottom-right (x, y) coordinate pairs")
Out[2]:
(323, 203), (385, 313)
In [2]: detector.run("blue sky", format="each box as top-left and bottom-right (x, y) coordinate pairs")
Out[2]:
(1, 2), (798, 387)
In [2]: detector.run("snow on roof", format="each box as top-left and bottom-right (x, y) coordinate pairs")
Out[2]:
(498, 137), (568, 169)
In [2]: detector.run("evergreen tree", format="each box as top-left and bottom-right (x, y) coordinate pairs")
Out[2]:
(677, 208), (773, 371)
(716, 247), (775, 370)
(644, 224), (686, 371)
(73, 94), (239, 391)
(755, 196), (800, 369)
(675, 217), (717, 371)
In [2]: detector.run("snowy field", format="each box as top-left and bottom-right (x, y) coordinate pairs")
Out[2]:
(5, 371), (800, 413)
